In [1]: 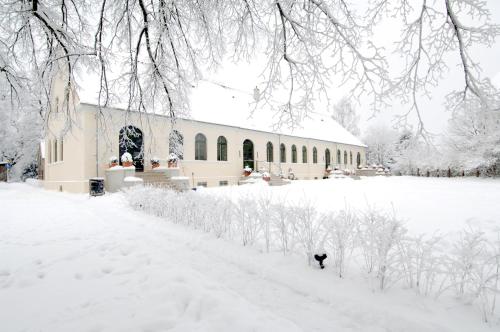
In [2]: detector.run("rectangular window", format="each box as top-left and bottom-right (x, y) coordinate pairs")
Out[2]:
(219, 180), (228, 186)
(60, 138), (64, 161)
(197, 182), (207, 188)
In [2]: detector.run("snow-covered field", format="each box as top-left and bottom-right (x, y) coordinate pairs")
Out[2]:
(1, 177), (499, 331)
(207, 176), (500, 233)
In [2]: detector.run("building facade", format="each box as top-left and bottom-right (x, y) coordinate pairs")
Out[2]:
(43, 80), (367, 193)
(44, 103), (367, 193)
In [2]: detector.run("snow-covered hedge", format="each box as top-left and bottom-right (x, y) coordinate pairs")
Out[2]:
(126, 186), (500, 322)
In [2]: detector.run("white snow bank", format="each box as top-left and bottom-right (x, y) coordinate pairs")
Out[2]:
(24, 178), (42, 187)
(171, 176), (189, 180)
(124, 176), (143, 182)
(207, 176), (500, 234)
(0, 182), (498, 331)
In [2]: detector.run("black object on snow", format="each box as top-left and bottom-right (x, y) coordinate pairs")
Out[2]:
(89, 178), (105, 196)
(314, 253), (327, 269)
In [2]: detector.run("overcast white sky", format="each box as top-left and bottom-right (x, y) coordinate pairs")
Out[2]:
(189, 0), (500, 137)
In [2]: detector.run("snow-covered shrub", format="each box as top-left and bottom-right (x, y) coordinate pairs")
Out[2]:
(397, 234), (445, 295)
(124, 185), (500, 322)
(257, 192), (273, 253)
(209, 197), (234, 238)
(234, 193), (261, 246)
(121, 152), (133, 162)
(447, 225), (500, 322)
(357, 206), (407, 290)
(291, 200), (326, 266)
(324, 206), (358, 278)
(271, 198), (293, 255)
(450, 225), (488, 298)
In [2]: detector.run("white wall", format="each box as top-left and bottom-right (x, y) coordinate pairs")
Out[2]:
(79, 105), (367, 189)
(44, 99), (367, 192)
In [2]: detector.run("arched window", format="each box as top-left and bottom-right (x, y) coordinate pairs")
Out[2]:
(119, 126), (144, 171)
(291, 145), (297, 163)
(325, 148), (331, 168)
(313, 147), (318, 164)
(302, 146), (307, 163)
(217, 136), (227, 161)
(280, 143), (286, 163)
(243, 139), (254, 169)
(337, 149), (341, 164)
(266, 142), (274, 162)
(350, 151), (353, 165)
(195, 133), (207, 160)
(344, 151), (348, 164)
(356, 152), (361, 167)
(169, 130), (184, 160)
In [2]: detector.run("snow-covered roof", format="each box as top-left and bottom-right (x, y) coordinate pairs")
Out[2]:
(75, 72), (366, 147)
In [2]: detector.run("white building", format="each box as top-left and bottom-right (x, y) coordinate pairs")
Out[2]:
(43, 75), (367, 193)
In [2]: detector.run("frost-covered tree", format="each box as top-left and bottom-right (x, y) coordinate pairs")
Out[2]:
(363, 123), (398, 166)
(332, 96), (360, 136)
(0, 78), (43, 180)
(0, 0), (498, 132)
(391, 129), (426, 175)
(445, 89), (500, 175)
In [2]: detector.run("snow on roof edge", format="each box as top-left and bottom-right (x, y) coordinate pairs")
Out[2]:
(78, 102), (367, 148)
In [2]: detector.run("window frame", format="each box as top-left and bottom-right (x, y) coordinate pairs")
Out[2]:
(280, 143), (286, 163)
(217, 136), (228, 161)
(325, 148), (331, 168)
(266, 142), (274, 163)
(195, 133), (207, 161)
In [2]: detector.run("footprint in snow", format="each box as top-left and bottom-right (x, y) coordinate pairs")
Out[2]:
(0, 269), (10, 277)
(101, 267), (113, 274)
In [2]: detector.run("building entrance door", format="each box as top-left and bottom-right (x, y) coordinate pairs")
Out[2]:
(243, 139), (254, 171)
(119, 126), (144, 172)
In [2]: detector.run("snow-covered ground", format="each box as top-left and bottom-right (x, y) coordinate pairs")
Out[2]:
(1, 178), (499, 331)
(206, 176), (500, 233)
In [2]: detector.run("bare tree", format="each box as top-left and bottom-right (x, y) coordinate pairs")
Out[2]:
(368, 0), (500, 138)
(0, 0), (498, 134)
(363, 122), (398, 166)
(332, 96), (360, 136)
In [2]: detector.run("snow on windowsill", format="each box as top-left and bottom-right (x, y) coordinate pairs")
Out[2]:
(124, 176), (143, 183)
(47, 161), (64, 166)
(171, 176), (189, 180)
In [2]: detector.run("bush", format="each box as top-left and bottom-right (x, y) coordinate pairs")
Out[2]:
(125, 186), (500, 322)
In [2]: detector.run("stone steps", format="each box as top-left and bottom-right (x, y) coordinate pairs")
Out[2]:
(268, 174), (290, 186)
(135, 171), (172, 186)
(135, 170), (190, 191)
